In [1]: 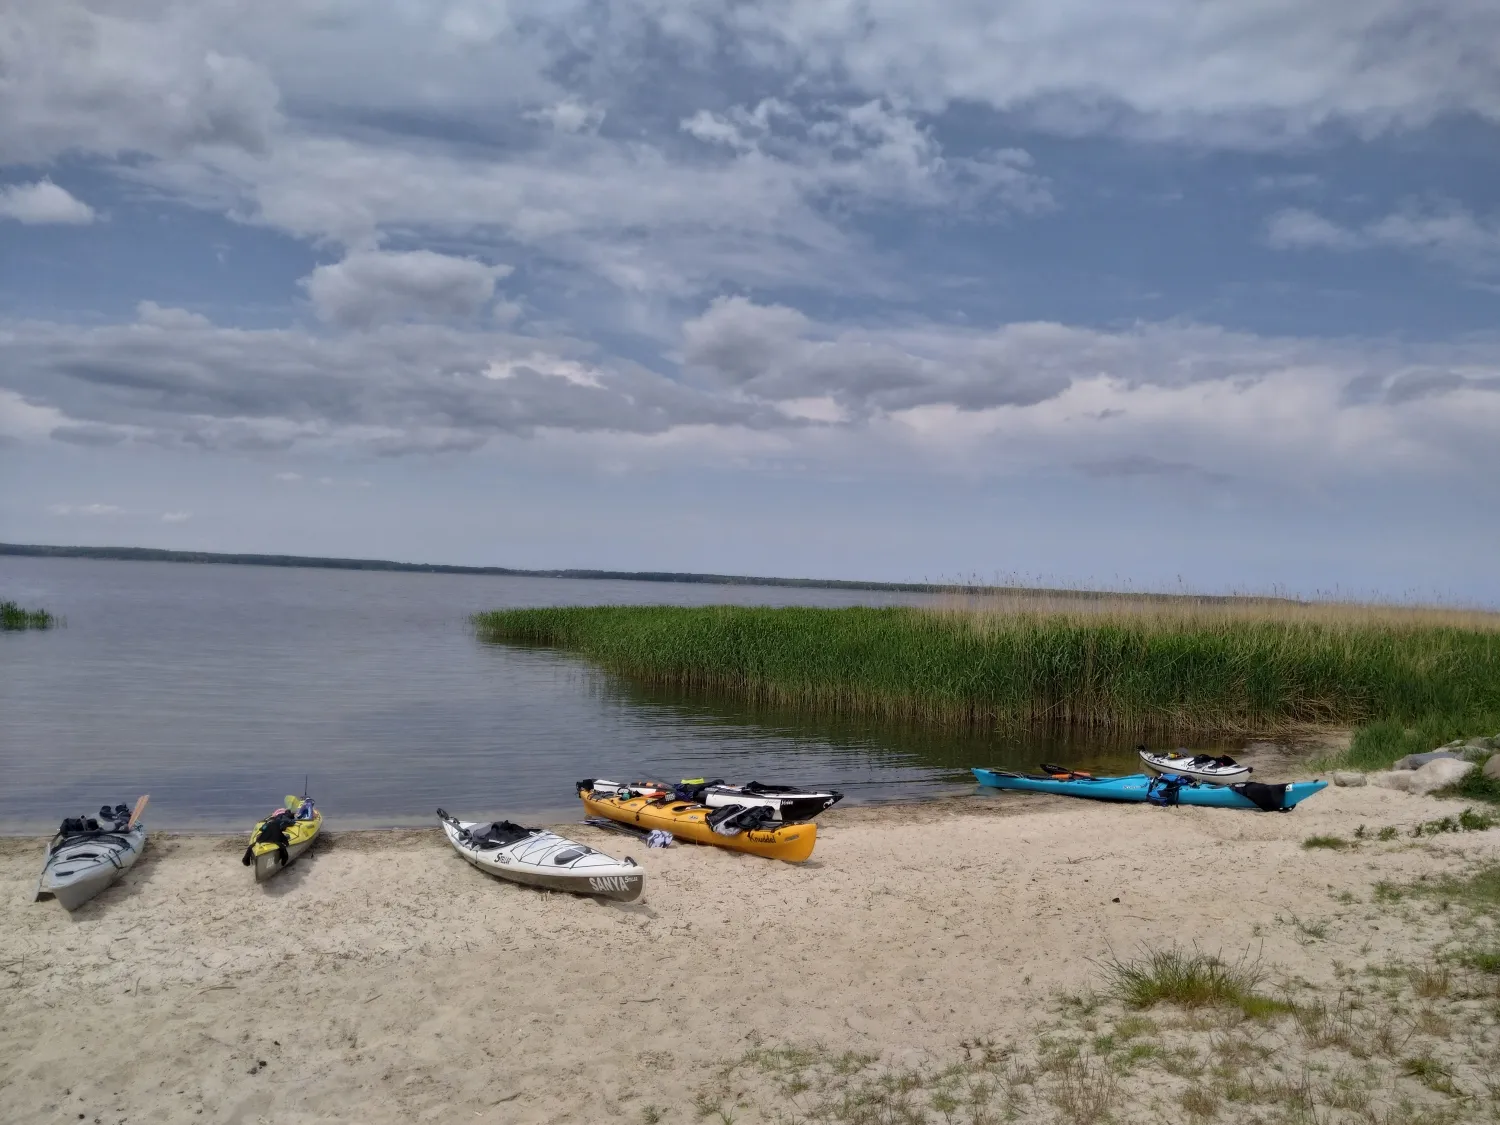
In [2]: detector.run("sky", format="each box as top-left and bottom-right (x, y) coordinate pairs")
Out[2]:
(1, 2), (1498, 600)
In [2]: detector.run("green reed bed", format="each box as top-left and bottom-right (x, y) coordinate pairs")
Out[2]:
(472, 605), (1500, 736)
(1, 600), (55, 630)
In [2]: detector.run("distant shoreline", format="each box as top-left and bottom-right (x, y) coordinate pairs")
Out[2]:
(0, 541), (1278, 602)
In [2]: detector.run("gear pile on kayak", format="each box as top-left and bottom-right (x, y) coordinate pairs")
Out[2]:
(242, 793), (322, 881)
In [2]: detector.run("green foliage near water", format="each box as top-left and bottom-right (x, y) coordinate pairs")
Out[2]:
(472, 604), (1500, 736)
(1, 600), (55, 630)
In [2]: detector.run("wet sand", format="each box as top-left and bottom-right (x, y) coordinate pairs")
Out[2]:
(3, 783), (1496, 1124)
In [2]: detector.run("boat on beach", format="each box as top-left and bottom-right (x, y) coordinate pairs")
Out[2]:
(588, 778), (843, 823)
(243, 794), (321, 881)
(34, 796), (150, 911)
(577, 780), (818, 862)
(973, 767), (1326, 811)
(437, 809), (644, 901)
(1138, 747), (1252, 785)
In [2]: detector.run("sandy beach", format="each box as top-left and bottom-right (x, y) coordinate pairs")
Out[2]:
(4, 785), (1499, 1124)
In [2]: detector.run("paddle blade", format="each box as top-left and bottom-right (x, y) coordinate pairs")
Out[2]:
(127, 794), (150, 829)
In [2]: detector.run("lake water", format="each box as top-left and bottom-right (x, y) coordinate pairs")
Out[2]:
(2, 556), (1183, 834)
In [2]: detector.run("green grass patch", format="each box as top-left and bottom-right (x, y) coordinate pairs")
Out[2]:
(0, 600), (55, 630)
(1433, 771), (1500, 807)
(473, 604), (1500, 735)
(1102, 947), (1277, 1018)
(1338, 714), (1500, 771)
(1303, 834), (1350, 850)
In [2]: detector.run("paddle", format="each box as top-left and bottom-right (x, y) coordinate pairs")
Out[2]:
(126, 794), (150, 830)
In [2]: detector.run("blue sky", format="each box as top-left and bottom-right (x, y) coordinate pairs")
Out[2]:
(2, 2), (1498, 600)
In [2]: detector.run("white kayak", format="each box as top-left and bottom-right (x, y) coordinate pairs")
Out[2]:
(35, 801), (148, 911)
(437, 809), (644, 902)
(1139, 748), (1252, 785)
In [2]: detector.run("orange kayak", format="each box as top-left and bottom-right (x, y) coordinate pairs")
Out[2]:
(579, 788), (817, 863)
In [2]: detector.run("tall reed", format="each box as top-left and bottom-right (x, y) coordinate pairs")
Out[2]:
(473, 602), (1500, 737)
(1, 600), (55, 630)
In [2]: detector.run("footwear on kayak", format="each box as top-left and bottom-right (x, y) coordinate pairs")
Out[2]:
(589, 778), (843, 823)
(972, 767), (1326, 811)
(242, 794), (321, 881)
(35, 797), (149, 911)
(1138, 746), (1251, 785)
(576, 780), (817, 862)
(437, 809), (644, 902)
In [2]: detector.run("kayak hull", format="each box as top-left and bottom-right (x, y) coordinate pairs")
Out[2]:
(440, 817), (643, 902)
(38, 827), (147, 910)
(973, 769), (1326, 810)
(580, 792), (817, 862)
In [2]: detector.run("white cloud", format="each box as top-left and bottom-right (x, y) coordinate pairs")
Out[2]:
(2, 302), (1496, 488)
(48, 502), (124, 516)
(1267, 203), (1500, 270)
(0, 3), (280, 164)
(136, 301), (212, 329)
(160, 510), (192, 522)
(526, 99), (606, 134)
(301, 250), (512, 328)
(273, 471), (302, 482)
(0, 179), (95, 224)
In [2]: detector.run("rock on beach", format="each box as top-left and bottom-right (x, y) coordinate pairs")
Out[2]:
(1405, 757), (1475, 795)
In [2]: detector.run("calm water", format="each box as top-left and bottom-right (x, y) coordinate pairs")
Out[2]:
(3, 556), (1171, 834)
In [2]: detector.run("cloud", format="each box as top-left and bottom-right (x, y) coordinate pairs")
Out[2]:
(1075, 454), (1231, 483)
(160, 510), (192, 522)
(0, 311), (788, 455)
(48, 502), (124, 516)
(716, 1), (1500, 144)
(0, 179), (95, 224)
(1267, 203), (1500, 271)
(2, 298), (1494, 489)
(0, 3), (280, 164)
(302, 250), (512, 328)
(1265, 207), (1363, 250)
(135, 301), (212, 329)
(526, 99), (606, 134)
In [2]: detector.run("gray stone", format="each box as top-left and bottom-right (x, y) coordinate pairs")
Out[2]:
(1484, 754), (1500, 781)
(1331, 771), (1368, 787)
(1370, 771), (1414, 792)
(1407, 758), (1476, 796)
(1394, 750), (1466, 770)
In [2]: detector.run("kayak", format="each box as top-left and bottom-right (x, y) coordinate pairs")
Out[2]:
(577, 782), (817, 862)
(1139, 748), (1251, 785)
(243, 795), (322, 881)
(590, 778), (843, 823)
(35, 799), (149, 911)
(972, 768), (1326, 811)
(437, 809), (644, 902)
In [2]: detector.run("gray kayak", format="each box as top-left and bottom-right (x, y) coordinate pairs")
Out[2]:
(438, 809), (644, 902)
(36, 824), (147, 911)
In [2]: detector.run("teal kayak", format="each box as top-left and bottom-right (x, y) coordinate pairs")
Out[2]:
(972, 768), (1327, 811)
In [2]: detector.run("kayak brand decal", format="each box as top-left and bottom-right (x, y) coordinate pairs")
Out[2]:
(588, 875), (637, 892)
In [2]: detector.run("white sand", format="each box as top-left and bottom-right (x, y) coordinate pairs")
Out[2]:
(3, 784), (1497, 1124)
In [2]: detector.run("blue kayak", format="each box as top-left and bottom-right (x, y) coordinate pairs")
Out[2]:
(972, 768), (1326, 811)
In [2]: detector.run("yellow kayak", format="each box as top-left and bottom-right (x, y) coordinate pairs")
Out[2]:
(242, 795), (322, 881)
(578, 784), (816, 863)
